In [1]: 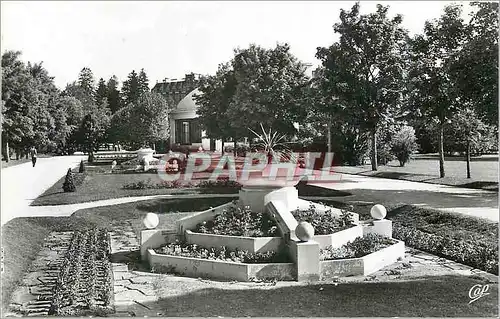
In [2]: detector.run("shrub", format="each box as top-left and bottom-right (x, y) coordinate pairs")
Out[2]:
(154, 240), (290, 263)
(193, 204), (279, 237)
(291, 203), (354, 235)
(62, 168), (76, 192)
(390, 126), (419, 167)
(79, 160), (86, 173)
(320, 234), (396, 260)
(197, 178), (242, 189)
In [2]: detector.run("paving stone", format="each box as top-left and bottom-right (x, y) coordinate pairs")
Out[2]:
(113, 271), (135, 280)
(11, 287), (37, 304)
(112, 264), (129, 272)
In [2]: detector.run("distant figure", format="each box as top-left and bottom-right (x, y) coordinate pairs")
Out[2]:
(30, 146), (37, 167)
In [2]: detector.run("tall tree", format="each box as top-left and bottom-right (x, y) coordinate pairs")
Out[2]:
(121, 70), (140, 106)
(77, 67), (95, 107)
(108, 92), (168, 149)
(106, 75), (121, 113)
(1, 51), (35, 161)
(95, 78), (107, 106)
(316, 2), (408, 171)
(138, 68), (150, 96)
(228, 43), (310, 138)
(452, 2), (498, 126)
(75, 102), (111, 160)
(409, 4), (468, 177)
(194, 63), (237, 149)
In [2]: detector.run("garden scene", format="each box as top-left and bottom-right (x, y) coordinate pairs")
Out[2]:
(1, 1), (499, 318)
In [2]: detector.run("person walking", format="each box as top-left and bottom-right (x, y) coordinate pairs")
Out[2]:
(30, 146), (37, 167)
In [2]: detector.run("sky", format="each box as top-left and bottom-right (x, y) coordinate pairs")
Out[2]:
(1, 1), (470, 90)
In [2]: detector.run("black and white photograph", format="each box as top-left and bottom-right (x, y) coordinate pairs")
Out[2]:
(1, 1), (498, 317)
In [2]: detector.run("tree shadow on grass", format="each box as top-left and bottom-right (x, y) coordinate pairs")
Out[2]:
(133, 274), (498, 317)
(459, 181), (499, 192)
(135, 197), (237, 214)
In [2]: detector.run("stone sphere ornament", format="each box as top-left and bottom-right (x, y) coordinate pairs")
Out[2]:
(370, 204), (387, 220)
(143, 213), (159, 229)
(295, 221), (315, 242)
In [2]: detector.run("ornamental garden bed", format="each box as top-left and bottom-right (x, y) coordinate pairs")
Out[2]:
(50, 228), (113, 316)
(319, 234), (404, 278)
(291, 203), (362, 249)
(192, 203), (279, 237)
(184, 230), (282, 254)
(149, 241), (294, 281)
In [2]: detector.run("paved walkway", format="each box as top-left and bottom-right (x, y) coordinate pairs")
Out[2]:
(309, 172), (498, 222)
(1, 156), (87, 225)
(1, 157), (497, 225)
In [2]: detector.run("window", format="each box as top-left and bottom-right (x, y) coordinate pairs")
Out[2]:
(182, 122), (190, 144)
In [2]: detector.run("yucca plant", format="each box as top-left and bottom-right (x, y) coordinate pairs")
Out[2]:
(248, 123), (298, 163)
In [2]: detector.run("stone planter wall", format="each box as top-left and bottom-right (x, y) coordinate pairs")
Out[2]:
(147, 249), (295, 281)
(319, 240), (405, 278)
(185, 230), (282, 254)
(176, 202), (235, 234)
(312, 225), (364, 249)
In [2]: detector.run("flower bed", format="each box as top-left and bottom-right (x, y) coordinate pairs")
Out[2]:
(319, 235), (405, 278)
(193, 204), (279, 237)
(184, 230), (282, 254)
(320, 233), (397, 260)
(154, 240), (290, 263)
(50, 228), (113, 316)
(149, 240), (294, 281)
(394, 224), (498, 275)
(291, 203), (355, 235)
(122, 178), (242, 192)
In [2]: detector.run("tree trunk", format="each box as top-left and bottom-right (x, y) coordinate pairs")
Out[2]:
(5, 140), (10, 163)
(466, 139), (471, 179)
(221, 137), (225, 155)
(15, 149), (20, 160)
(233, 137), (237, 157)
(438, 122), (445, 178)
(327, 121), (332, 154)
(371, 128), (377, 171)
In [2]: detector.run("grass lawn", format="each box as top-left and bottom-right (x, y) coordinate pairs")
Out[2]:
(333, 154), (498, 191)
(141, 275), (498, 317)
(31, 166), (240, 206)
(31, 167), (349, 206)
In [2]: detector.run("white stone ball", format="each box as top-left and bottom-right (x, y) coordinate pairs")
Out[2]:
(143, 213), (159, 229)
(370, 204), (387, 220)
(295, 222), (315, 242)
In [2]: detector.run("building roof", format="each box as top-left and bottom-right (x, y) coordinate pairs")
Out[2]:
(170, 88), (202, 114)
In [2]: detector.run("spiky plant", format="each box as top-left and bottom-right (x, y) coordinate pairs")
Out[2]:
(249, 123), (297, 163)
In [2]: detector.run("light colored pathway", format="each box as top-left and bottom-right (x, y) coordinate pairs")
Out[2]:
(309, 172), (498, 222)
(1, 156), (86, 226)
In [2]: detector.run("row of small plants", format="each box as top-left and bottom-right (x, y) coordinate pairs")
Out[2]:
(194, 204), (279, 237)
(123, 178), (242, 190)
(50, 228), (113, 316)
(394, 224), (498, 274)
(291, 203), (355, 235)
(320, 233), (397, 260)
(154, 240), (291, 263)
(386, 205), (498, 275)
